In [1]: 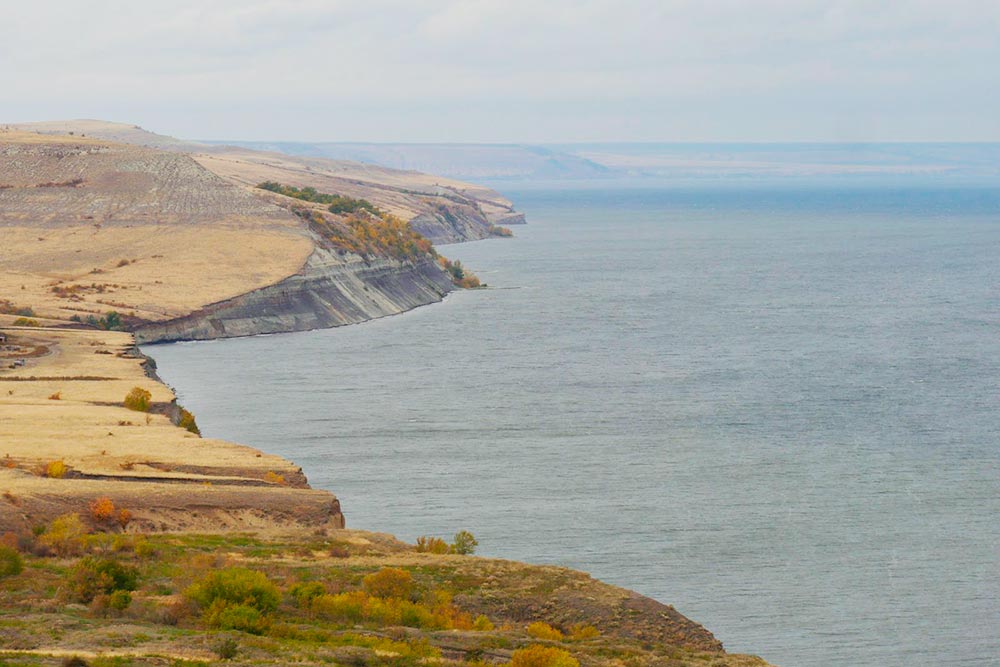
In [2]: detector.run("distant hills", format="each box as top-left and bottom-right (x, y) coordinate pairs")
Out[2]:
(205, 141), (615, 181)
(211, 140), (1000, 182)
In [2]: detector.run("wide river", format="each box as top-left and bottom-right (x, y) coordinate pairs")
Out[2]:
(147, 179), (1000, 667)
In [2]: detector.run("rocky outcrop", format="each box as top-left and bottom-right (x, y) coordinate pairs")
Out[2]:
(135, 245), (453, 343)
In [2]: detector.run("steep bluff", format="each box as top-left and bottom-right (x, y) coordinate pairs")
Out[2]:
(136, 246), (453, 343)
(0, 128), (462, 342)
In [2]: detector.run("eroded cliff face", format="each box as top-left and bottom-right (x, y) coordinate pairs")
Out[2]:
(135, 245), (453, 343)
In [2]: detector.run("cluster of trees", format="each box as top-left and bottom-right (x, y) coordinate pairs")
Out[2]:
(68, 311), (124, 331)
(437, 257), (481, 289)
(257, 182), (381, 216)
(415, 530), (478, 555)
(264, 181), (484, 288)
(298, 205), (436, 263)
(0, 301), (33, 317)
(343, 213), (435, 261)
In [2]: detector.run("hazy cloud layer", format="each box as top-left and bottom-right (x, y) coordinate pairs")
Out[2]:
(2, 1), (998, 141)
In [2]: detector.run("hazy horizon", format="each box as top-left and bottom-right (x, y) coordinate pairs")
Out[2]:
(3, 1), (999, 143)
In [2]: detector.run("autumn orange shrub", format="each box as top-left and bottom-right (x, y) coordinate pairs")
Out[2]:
(89, 497), (116, 523)
(264, 471), (286, 486)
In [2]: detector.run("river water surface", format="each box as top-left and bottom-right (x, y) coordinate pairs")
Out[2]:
(147, 179), (1000, 667)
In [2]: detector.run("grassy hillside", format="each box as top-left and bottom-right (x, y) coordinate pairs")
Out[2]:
(9, 121), (525, 244)
(0, 529), (772, 667)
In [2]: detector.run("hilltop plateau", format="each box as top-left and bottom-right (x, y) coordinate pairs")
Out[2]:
(8, 121), (525, 243)
(0, 122), (517, 342)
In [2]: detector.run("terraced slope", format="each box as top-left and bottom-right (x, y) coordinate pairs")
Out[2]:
(0, 322), (344, 533)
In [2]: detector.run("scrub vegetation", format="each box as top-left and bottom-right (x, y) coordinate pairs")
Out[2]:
(260, 181), (484, 288)
(0, 523), (766, 667)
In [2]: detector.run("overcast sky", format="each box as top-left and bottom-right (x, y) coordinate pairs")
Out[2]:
(2, 1), (999, 143)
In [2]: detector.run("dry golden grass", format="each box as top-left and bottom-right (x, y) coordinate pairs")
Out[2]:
(195, 150), (517, 231)
(0, 325), (341, 533)
(1, 131), (316, 323)
(0, 129), (108, 145)
(0, 225), (312, 322)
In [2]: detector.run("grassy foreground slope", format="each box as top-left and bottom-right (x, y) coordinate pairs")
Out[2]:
(0, 530), (772, 667)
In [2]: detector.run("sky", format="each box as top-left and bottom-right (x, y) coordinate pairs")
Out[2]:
(1, 0), (999, 143)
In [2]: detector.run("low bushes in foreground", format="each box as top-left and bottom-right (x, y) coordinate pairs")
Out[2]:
(511, 645), (580, 667)
(64, 556), (139, 603)
(185, 567), (281, 634)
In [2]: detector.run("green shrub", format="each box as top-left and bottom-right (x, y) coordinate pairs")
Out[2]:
(123, 387), (152, 412)
(289, 581), (326, 608)
(215, 636), (239, 660)
(65, 557), (139, 603)
(0, 545), (23, 578)
(256, 181), (380, 216)
(206, 600), (268, 634)
(185, 567), (280, 613)
(451, 530), (478, 555)
(12, 317), (39, 327)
